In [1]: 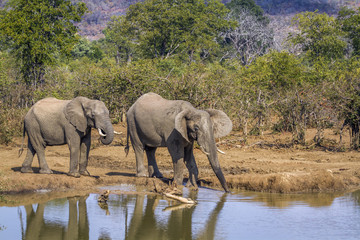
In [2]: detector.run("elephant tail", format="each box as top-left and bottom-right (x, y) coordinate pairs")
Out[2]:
(18, 121), (26, 157)
(124, 123), (130, 157)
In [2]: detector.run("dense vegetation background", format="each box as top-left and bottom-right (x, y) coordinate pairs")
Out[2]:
(1, 0), (360, 150)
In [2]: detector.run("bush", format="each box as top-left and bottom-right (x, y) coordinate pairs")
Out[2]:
(0, 107), (25, 145)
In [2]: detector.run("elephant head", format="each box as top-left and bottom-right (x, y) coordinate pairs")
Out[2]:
(175, 107), (232, 192)
(64, 97), (114, 145)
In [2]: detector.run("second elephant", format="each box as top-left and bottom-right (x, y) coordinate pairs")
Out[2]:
(125, 92), (232, 192)
(20, 97), (114, 177)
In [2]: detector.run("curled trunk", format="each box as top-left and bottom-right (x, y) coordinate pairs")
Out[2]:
(98, 120), (114, 145)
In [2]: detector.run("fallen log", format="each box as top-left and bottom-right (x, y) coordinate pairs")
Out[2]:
(163, 203), (195, 212)
(163, 193), (197, 205)
(152, 179), (197, 205)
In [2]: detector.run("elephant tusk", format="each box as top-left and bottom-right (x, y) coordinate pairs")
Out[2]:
(199, 146), (210, 156)
(114, 131), (122, 135)
(98, 128), (107, 137)
(217, 148), (226, 154)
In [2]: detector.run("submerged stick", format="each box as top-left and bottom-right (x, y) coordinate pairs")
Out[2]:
(152, 179), (197, 205)
(163, 203), (195, 212)
(163, 193), (197, 205)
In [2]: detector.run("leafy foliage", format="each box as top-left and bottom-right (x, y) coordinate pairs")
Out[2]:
(122, 0), (231, 61)
(288, 11), (347, 62)
(337, 7), (360, 57)
(2, 3), (360, 150)
(71, 38), (104, 61)
(0, 0), (87, 86)
(103, 15), (137, 64)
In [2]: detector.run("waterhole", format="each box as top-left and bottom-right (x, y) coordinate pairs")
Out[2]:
(1, 186), (359, 240)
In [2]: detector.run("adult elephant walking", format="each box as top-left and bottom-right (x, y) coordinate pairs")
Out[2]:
(19, 97), (115, 177)
(125, 93), (232, 192)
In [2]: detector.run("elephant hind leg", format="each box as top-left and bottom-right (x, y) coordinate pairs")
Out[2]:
(33, 142), (52, 174)
(37, 149), (53, 174)
(25, 126), (52, 174)
(145, 146), (163, 178)
(134, 144), (147, 177)
(21, 140), (36, 173)
(129, 132), (147, 177)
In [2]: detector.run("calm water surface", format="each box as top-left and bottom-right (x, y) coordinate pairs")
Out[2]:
(0, 186), (359, 240)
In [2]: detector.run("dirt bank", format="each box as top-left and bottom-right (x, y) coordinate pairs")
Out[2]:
(1, 123), (360, 196)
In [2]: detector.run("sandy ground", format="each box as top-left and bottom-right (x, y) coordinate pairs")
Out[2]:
(1, 122), (360, 201)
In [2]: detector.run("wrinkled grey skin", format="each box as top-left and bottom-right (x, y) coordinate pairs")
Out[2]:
(125, 93), (232, 192)
(20, 97), (114, 177)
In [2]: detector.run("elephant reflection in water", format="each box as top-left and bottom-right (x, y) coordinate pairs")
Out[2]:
(22, 196), (89, 240)
(352, 190), (360, 206)
(125, 193), (226, 240)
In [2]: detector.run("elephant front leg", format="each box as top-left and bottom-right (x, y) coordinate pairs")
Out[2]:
(184, 145), (199, 190)
(172, 157), (185, 188)
(79, 134), (91, 176)
(68, 142), (81, 178)
(167, 141), (185, 188)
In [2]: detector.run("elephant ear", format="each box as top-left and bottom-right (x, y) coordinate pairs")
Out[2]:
(64, 97), (87, 133)
(174, 110), (190, 143)
(206, 109), (233, 138)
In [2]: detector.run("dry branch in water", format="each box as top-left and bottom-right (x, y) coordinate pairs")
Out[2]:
(153, 179), (197, 205)
(163, 193), (197, 204)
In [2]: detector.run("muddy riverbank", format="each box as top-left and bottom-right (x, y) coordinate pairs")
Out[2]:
(1, 123), (360, 196)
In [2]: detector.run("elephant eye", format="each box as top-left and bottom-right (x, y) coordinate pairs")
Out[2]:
(194, 125), (199, 132)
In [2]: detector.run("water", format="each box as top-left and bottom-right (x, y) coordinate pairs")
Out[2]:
(0, 187), (359, 240)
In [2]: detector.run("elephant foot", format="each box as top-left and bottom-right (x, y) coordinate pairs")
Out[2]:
(171, 180), (184, 191)
(148, 166), (163, 178)
(39, 169), (53, 174)
(80, 170), (90, 176)
(20, 167), (34, 173)
(185, 181), (199, 191)
(136, 171), (148, 177)
(150, 172), (163, 179)
(186, 175), (198, 189)
(67, 172), (80, 178)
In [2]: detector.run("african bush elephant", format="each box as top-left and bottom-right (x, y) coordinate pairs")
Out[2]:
(19, 97), (114, 177)
(125, 93), (232, 192)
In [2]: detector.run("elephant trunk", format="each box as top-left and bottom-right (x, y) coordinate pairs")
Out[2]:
(208, 151), (230, 193)
(97, 118), (114, 145)
(201, 139), (229, 193)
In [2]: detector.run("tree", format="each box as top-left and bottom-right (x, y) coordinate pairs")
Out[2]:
(71, 38), (104, 61)
(103, 15), (136, 64)
(0, 0), (87, 86)
(220, 8), (274, 65)
(226, 0), (268, 24)
(337, 7), (360, 57)
(123, 0), (231, 61)
(288, 11), (347, 62)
